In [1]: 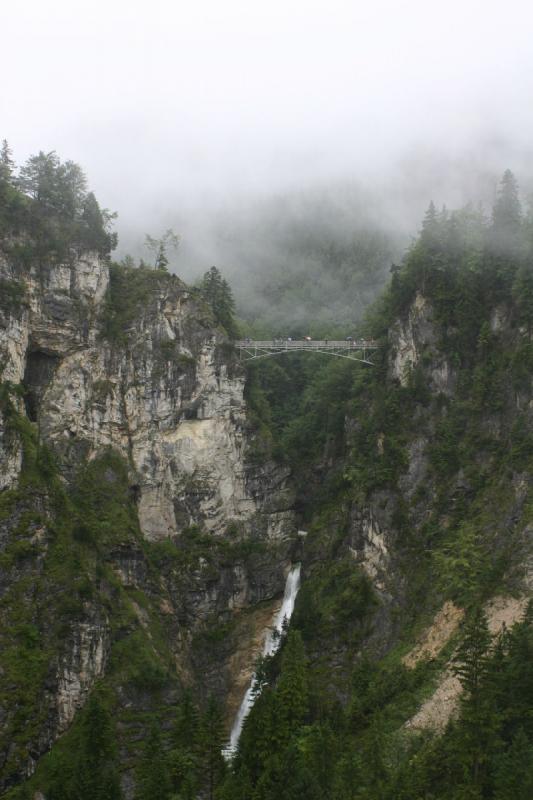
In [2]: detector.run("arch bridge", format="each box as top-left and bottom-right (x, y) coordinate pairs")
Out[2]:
(235, 339), (379, 365)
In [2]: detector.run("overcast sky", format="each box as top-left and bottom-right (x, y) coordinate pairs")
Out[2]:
(2, 0), (533, 251)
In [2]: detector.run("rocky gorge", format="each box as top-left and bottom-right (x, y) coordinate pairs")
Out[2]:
(2, 164), (533, 800)
(0, 249), (295, 792)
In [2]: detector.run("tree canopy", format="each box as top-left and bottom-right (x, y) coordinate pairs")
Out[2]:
(200, 265), (239, 338)
(0, 142), (117, 261)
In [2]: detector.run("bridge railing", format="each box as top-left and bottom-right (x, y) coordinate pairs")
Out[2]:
(236, 339), (379, 349)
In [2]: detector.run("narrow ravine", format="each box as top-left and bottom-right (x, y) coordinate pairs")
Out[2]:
(223, 563), (301, 757)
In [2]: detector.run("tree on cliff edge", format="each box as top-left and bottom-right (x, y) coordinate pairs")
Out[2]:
(200, 266), (239, 339)
(0, 139), (15, 184)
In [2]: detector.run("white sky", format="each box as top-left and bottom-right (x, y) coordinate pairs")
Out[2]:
(2, 0), (533, 237)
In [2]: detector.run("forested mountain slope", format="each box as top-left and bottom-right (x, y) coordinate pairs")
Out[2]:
(0, 148), (294, 798)
(1, 150), (533, 800)
(225, 170), (533, 800)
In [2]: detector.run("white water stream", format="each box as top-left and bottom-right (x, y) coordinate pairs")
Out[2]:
(224, 563), (301, 756)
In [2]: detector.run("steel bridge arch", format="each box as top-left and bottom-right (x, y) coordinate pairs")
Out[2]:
(235, 340), (379, 365)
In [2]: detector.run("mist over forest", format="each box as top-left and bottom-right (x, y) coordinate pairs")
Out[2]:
(112, 146), (533, 336)
(4, 1), (533, 335)
(4, 3), (533, 800)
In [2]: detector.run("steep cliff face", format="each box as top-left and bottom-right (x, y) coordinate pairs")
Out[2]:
(297, 280), (533, 678)
(0, 252), (292, 540)
(0, 252), (294, 790)
(389, 290), (456, 395)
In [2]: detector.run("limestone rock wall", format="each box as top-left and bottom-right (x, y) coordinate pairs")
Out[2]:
(0, 251), (294, 790)
(0, 252), (293, 541)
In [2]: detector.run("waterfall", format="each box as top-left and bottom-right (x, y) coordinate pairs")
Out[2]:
(224, 563), (301, 756)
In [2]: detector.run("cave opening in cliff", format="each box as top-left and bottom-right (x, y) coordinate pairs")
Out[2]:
(23, 350), (60, 422)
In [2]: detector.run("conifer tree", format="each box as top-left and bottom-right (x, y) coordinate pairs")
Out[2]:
(136, 723), (171, 800)
(216, 765), (254, 800)
(18, 151), (87, 218)
(0, 139), (15, 184)
(276, 630), (309, 742)
(73, 692), (122, 800)
(237, 686), (278, 778)
(81, 192), (118, 256)
(452, 609), (494, 788)
(492, 169), (522, 236)
(168, 690), (200, 798)
(200, 266), (239, 339)
(489, 169), (524, 268)
(416, 201), (446, 293)
(420, 201), (441, 251)
(197, 694), (226, 800)
(493, 728), (533, 800)
(512, 263), (533, 341)
(453, 609), (492, 699)
(144, 229), (180, 271)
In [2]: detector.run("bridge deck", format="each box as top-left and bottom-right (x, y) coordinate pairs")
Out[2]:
(235, 339), (379, 363)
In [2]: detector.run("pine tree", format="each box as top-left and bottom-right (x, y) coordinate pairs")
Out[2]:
(18, 151), (86, 217)
(168, 690), (200, 798)
(420, 201), (441, 251)
(73, 692), (122, 800)
(200, 266), (239, 339)
(217, 765), (254, 800)
(275, 630), (309, 744)
(492, 169), (522, 236)
(197, 694), (226, 800)
(415, 201), (448, 293)
(80, 192), (117, 256)
(512, 263), (533, 341)
(493, 728), (533, 800)
(355, 715), (389, 800)
(0, 139), (15, 184)
(144, 229), (180, 271)
(236, 685), (278, 779)
(136, 723), (171, 800)
(489, 169), (524, 266)
(453, 610), (492, 698)
(452, 609), (495, 788)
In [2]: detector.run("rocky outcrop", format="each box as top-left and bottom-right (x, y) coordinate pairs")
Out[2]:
(389, 291), (455, 396)
(405, 596), (530, 733)
(55, 614), (109, 732)
(0, 252), (293, 541)
(0, 251), (295, 790)
(348, 505), (391, 593)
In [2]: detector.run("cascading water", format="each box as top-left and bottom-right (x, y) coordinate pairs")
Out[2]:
(223, 563), (301, 757)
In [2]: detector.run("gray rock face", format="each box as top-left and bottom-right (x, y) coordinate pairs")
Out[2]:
(0, 252), (293, 541)
(55, 614), (109, 732)
(389, 291), (455, 396)
(0, 251), (294, 789)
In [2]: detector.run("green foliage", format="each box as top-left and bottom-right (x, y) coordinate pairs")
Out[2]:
(0, 277), (27, 313)
(226, 172), (533, 800)
(200, 266), (239, 339)
(100, 261), (170, 342)
(294, 557), (376, 645)
(72, 692), (122, 800)
(144, 228), (180, 270)
(136, 724), (172, 800)
(493, 728), (533, 800)
(45, 691), (121, 800)
(196, 695), (227, 800)
(110, 631), (168, 691)
(7, 168), (533, 800)
(0, 139), (15, 183)
(0, 148), (116, 263)
(225, 612), (533, 800)
(235, 207), (398, 338)
(433, 524), (492, 606)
